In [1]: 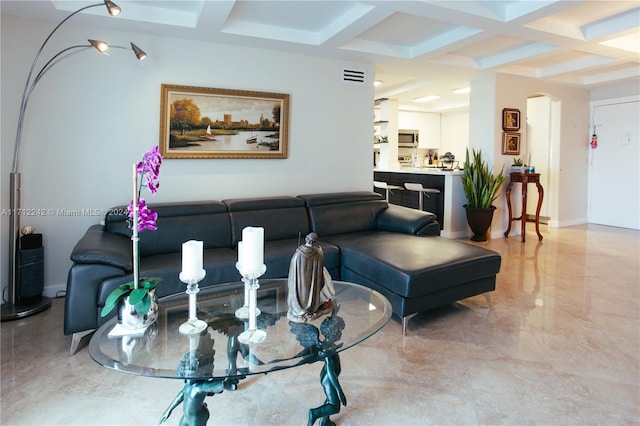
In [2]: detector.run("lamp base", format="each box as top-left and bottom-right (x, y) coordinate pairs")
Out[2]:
(1, 296), (52, 321)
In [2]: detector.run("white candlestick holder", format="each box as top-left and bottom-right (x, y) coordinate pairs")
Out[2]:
(234, 263), (265, 319)
(236, 264), (267, 344)
(178, 270), (208, 335)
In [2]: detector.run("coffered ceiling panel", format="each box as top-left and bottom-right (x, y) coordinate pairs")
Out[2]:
(2, 0), (638, 113)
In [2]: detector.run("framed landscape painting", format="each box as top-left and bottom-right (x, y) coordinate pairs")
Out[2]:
(159, 84), (289, 159)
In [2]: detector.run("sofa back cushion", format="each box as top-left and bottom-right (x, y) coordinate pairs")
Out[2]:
(297, 192), (388, 236)
(105, 201), (231, 256)
(223, 196), (310, 245)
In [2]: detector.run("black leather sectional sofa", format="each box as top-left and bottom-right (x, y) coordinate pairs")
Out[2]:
(65, 191), (501, 354)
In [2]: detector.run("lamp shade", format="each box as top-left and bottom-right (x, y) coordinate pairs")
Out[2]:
(89, 39), (109, 53)
(104, 0), (121, 16)
(131, 42), (147, 61)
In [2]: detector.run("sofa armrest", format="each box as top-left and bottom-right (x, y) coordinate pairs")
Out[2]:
(376, 205), (441, 236)
(70, 225), (133, 271)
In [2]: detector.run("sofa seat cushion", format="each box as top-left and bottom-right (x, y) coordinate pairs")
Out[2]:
(322, 232), (501, 298)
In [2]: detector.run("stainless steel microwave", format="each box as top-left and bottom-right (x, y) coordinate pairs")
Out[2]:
(398, 129), (418, 148)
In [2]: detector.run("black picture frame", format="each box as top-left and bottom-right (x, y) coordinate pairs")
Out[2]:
(502, 108), (520, 131)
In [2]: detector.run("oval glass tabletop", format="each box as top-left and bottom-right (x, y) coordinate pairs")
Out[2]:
(89, 279), (392, 381)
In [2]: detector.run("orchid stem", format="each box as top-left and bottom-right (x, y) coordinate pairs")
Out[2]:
(132, 163), (140, 290)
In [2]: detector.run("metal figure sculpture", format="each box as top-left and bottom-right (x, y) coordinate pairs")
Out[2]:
(287, 232), (335, 323)
(285, 307), (346, 426)
(160, 310), (280, 425)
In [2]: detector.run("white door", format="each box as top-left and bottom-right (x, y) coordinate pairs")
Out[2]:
(589, 99), (639, 230)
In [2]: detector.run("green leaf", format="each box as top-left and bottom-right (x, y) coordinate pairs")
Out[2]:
(128, 288), (148, 306)
(119, 282), (134, 292)
(142, 277), (160, 290)
(134, 294), (151, 315)
(462, 148), (506, 208)
(101, 287), (128, 317)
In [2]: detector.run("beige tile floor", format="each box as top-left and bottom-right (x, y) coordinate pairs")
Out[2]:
(1, 224), (639, 425)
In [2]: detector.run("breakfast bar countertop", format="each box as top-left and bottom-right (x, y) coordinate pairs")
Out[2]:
(374, 167), (463, 176)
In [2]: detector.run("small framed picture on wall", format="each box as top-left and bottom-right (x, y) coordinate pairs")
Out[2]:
(502, 132), (521, 155)
(502, 108), (520, 131)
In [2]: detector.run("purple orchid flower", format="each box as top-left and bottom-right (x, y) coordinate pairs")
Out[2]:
(128, 198), (158, 232)
(128, 146), (162, 233)
(137, 145), (162, 195)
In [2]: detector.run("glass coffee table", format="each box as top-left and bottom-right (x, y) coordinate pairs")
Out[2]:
(89, 279), (391, 425)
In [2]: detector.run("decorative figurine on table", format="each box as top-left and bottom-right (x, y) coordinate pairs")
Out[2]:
(287, 232), (335, 323)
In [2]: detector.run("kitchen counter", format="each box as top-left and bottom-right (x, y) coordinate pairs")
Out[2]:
(374, 168), (468, 239)
(375, 167), (463, 176)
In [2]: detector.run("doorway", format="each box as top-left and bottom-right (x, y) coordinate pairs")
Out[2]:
(526, 95), (559, 223)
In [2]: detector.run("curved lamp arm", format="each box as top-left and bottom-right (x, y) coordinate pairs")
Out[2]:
(12, 1), (125, 174)
(12, 40), (146, 171)
(3, 0), (144, 317)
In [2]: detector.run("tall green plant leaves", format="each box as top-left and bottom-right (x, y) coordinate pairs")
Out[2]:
(462, 148), (506, 208)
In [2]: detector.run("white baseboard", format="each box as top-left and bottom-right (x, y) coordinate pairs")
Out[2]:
(43, 283), (67, 299)
(549, 217), (588, 228)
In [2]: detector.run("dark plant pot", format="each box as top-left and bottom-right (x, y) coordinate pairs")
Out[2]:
(464, 205), (496, 242)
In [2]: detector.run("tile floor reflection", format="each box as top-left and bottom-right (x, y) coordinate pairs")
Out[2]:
(1, 224), (639, 425)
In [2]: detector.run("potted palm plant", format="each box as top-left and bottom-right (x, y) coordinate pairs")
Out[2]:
(461, 148), (506, 241)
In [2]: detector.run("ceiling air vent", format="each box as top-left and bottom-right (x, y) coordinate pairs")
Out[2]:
(342, 67), (366, 85)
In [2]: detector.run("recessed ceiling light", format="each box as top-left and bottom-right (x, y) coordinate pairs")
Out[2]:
(374, 80), (383, 86)
(453, 87), (470, 94)
(413, 95), (440, 103)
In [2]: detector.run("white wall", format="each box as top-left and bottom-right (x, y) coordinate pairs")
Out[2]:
(469, 74), (590, 238)
(1, 14), (374, 297)
(440, 110), (469, 161)
(398, 110), (441, 149)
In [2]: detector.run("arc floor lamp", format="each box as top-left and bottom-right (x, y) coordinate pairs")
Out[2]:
(2, 0), (147, 321)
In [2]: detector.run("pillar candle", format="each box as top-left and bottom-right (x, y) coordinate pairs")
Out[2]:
(181, 240), (203, 281)
(238, 241), (244, 266)
(242, 227), (264, 273)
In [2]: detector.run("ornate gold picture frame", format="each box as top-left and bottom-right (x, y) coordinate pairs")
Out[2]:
(159, 84), (289, 159)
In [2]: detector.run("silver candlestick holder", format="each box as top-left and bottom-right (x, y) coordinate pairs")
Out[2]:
(178, 270), (208, 335)
(236, 264), (267, 344)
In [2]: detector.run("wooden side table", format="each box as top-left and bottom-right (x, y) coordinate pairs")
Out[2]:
(504, 173), (544, 242)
